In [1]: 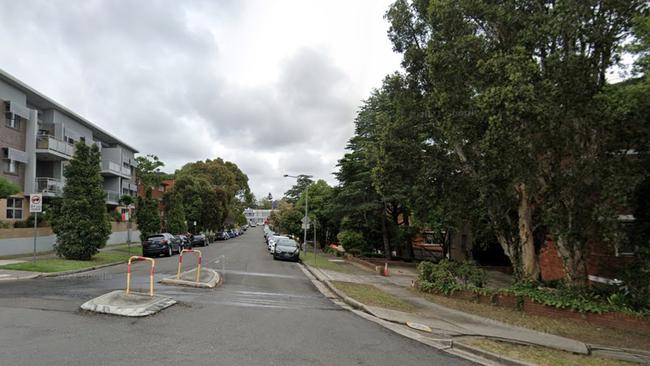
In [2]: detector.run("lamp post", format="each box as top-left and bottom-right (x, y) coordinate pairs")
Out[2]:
(284, 174), (313, 254)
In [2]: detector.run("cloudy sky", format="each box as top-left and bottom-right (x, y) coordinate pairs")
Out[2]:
(0, 0), (401, 199)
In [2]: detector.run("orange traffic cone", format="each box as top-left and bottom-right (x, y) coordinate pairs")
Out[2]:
(383, 262), (390, 277)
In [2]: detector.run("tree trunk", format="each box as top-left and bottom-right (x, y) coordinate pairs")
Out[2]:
(403, 210), (414, 260)
(516, 183), (540, 281)
(555, 236), (589, 286)
(381, 203), (391, 259)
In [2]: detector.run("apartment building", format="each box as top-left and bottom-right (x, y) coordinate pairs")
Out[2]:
(0, 69), (138, 223)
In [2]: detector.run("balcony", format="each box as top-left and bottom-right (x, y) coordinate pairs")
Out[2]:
(36, 135), (75, 160)
(105, 190), (120, 204)
(34, 177), (64, 197)
(101, 160), (131, 178)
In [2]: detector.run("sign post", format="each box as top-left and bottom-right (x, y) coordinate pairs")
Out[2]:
(30, 194), (43, 262)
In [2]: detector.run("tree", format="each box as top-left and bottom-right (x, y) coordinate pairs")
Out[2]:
(164, 190), (187, 234)
(136, 187), (160, 241)
(295, 179), (336, 247)
(385, 0), (645, 283)
(0, 177), (20, 198)
(135, 154), (165, 189)
(283, 175), (314, 204)
(51, 142), (111, 260)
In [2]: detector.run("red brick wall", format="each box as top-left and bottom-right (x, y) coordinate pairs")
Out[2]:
(540, 240), (565, 281)
(540, 238), (634, 282)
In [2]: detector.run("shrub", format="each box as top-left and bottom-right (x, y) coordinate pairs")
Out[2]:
(336, 230), (365, 253)
(417, 260), (486, 295)
(0, 220), (11, 229)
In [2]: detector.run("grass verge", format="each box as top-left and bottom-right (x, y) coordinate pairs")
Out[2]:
(465, 339), (638, 366)
(0, 246), (142, 273)
(413, 289), (650, 350)
(332, 281), (417, 312)
(301, 252), (346, 272)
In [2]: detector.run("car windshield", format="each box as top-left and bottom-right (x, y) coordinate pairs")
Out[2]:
(276, 239), (297, 248)
(146, 235), (164, 240)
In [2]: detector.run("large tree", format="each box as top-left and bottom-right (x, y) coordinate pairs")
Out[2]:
(385, 0), (645, 283)
(51, 142), (111, 260)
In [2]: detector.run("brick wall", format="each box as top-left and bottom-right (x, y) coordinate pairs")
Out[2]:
(540, 238), (635, 282)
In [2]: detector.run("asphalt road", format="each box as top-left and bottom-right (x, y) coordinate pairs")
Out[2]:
(0, 227), (475, 366)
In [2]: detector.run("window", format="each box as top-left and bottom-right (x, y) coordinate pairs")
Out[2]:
(3, 159), (17, 174)
(6, 198), (23, 220)
(5, 114), (21, 130)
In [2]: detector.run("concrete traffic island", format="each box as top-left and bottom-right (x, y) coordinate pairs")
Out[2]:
(80, 255), (176, 317)
(160, 267), (222, 288)
(159, 249), (222, 288)
(80, 290), (177, 317)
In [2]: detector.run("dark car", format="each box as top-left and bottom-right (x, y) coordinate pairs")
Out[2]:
(175, 235), (191, 250)
(191, 233), (209, 247)
(273, 238), (300, 262)
(227, 230), (237, 238)
(143, 233), (181, 257)
(216, 231), (230, 240)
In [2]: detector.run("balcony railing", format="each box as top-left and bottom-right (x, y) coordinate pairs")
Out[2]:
(34, 177), (63, 196)
(101, 160), (122, 175)
(121, 166), (131, 176)
(36, 135), (75, 158)
(105, 190), (120, 204)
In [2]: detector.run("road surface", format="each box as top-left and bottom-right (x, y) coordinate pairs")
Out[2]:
(0, 227), (475, 365)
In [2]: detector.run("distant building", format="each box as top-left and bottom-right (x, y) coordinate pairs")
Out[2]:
(244, 208), (273, 225)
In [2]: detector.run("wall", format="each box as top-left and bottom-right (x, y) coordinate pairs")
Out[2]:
(0, 222), (140, 256)
(53, 110), (94, 144)
(539, 238), (635, 282)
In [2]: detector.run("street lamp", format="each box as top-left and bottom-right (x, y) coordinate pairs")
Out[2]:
(284, 174), (313, 253)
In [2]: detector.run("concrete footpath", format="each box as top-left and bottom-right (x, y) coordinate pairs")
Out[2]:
(304, 259), (650, 365)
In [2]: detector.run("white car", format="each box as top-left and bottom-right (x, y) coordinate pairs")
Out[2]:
(268, 235), (288, 254)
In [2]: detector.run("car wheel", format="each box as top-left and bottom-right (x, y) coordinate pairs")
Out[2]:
(167, 246), (172, 257)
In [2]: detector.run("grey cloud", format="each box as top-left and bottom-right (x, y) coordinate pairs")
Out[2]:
(0, 1), (365, 198)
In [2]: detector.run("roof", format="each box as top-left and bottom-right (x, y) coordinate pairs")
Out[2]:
(0, 68), (138, 153)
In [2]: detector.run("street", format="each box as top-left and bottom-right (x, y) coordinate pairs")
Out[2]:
(0, 227), (474, 366)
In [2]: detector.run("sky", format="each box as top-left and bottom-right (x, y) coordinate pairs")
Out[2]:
(0, 0), (402, 200)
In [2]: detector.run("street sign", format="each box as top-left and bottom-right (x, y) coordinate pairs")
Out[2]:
(301, 223), (310, 230)
(301, 216), (310, 225)
(30, 194), (42, 213)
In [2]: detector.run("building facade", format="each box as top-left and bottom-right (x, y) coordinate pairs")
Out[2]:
(244, 208), (273, 225)
(0, 69), (138, 223)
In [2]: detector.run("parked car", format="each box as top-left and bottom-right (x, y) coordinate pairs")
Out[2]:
(191, 233), (209, 247)
(227, 229), (237, 238)
(268, 235), (288, 254)
(216, 231), (230, 240)
(143, 233), (181, 257)
(273, 238), (300, 262)
(175, 235), (191, 250)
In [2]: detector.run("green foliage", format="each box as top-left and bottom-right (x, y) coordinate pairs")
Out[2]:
(135, 154), (165, 189)
(269, 201), (303, 238)
(136, 187), (160, 241)
(336, 230), (366, 253)
(51, 142), (111, 260)
(173, 158), (251, 232)
(164, 190), (187, 234)
(283, 175), (313, 204)
(119, 195), (134, 206)
(417, 260), (486, 295)
(13, 213), (50, 228)
(0, 177), (20, 198)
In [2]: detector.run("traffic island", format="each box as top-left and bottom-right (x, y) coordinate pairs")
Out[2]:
(80, 290), (176, 317)
(81, 256), (176, 317)
(160, 267), (221, 288)
(159, 249), (222, 288)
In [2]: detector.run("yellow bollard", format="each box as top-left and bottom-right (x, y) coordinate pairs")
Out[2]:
(177, 249), (202, 283)
(126, 256), (156, 297)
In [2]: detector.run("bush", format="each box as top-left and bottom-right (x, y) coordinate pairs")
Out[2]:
(0, 220), (11, 229)
(336, 230), (365, 253)
(417, 260), (486, 295)
(13, 214), (49, 228)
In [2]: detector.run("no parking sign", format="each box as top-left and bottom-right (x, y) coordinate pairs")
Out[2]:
(30, 194), (42, 213)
